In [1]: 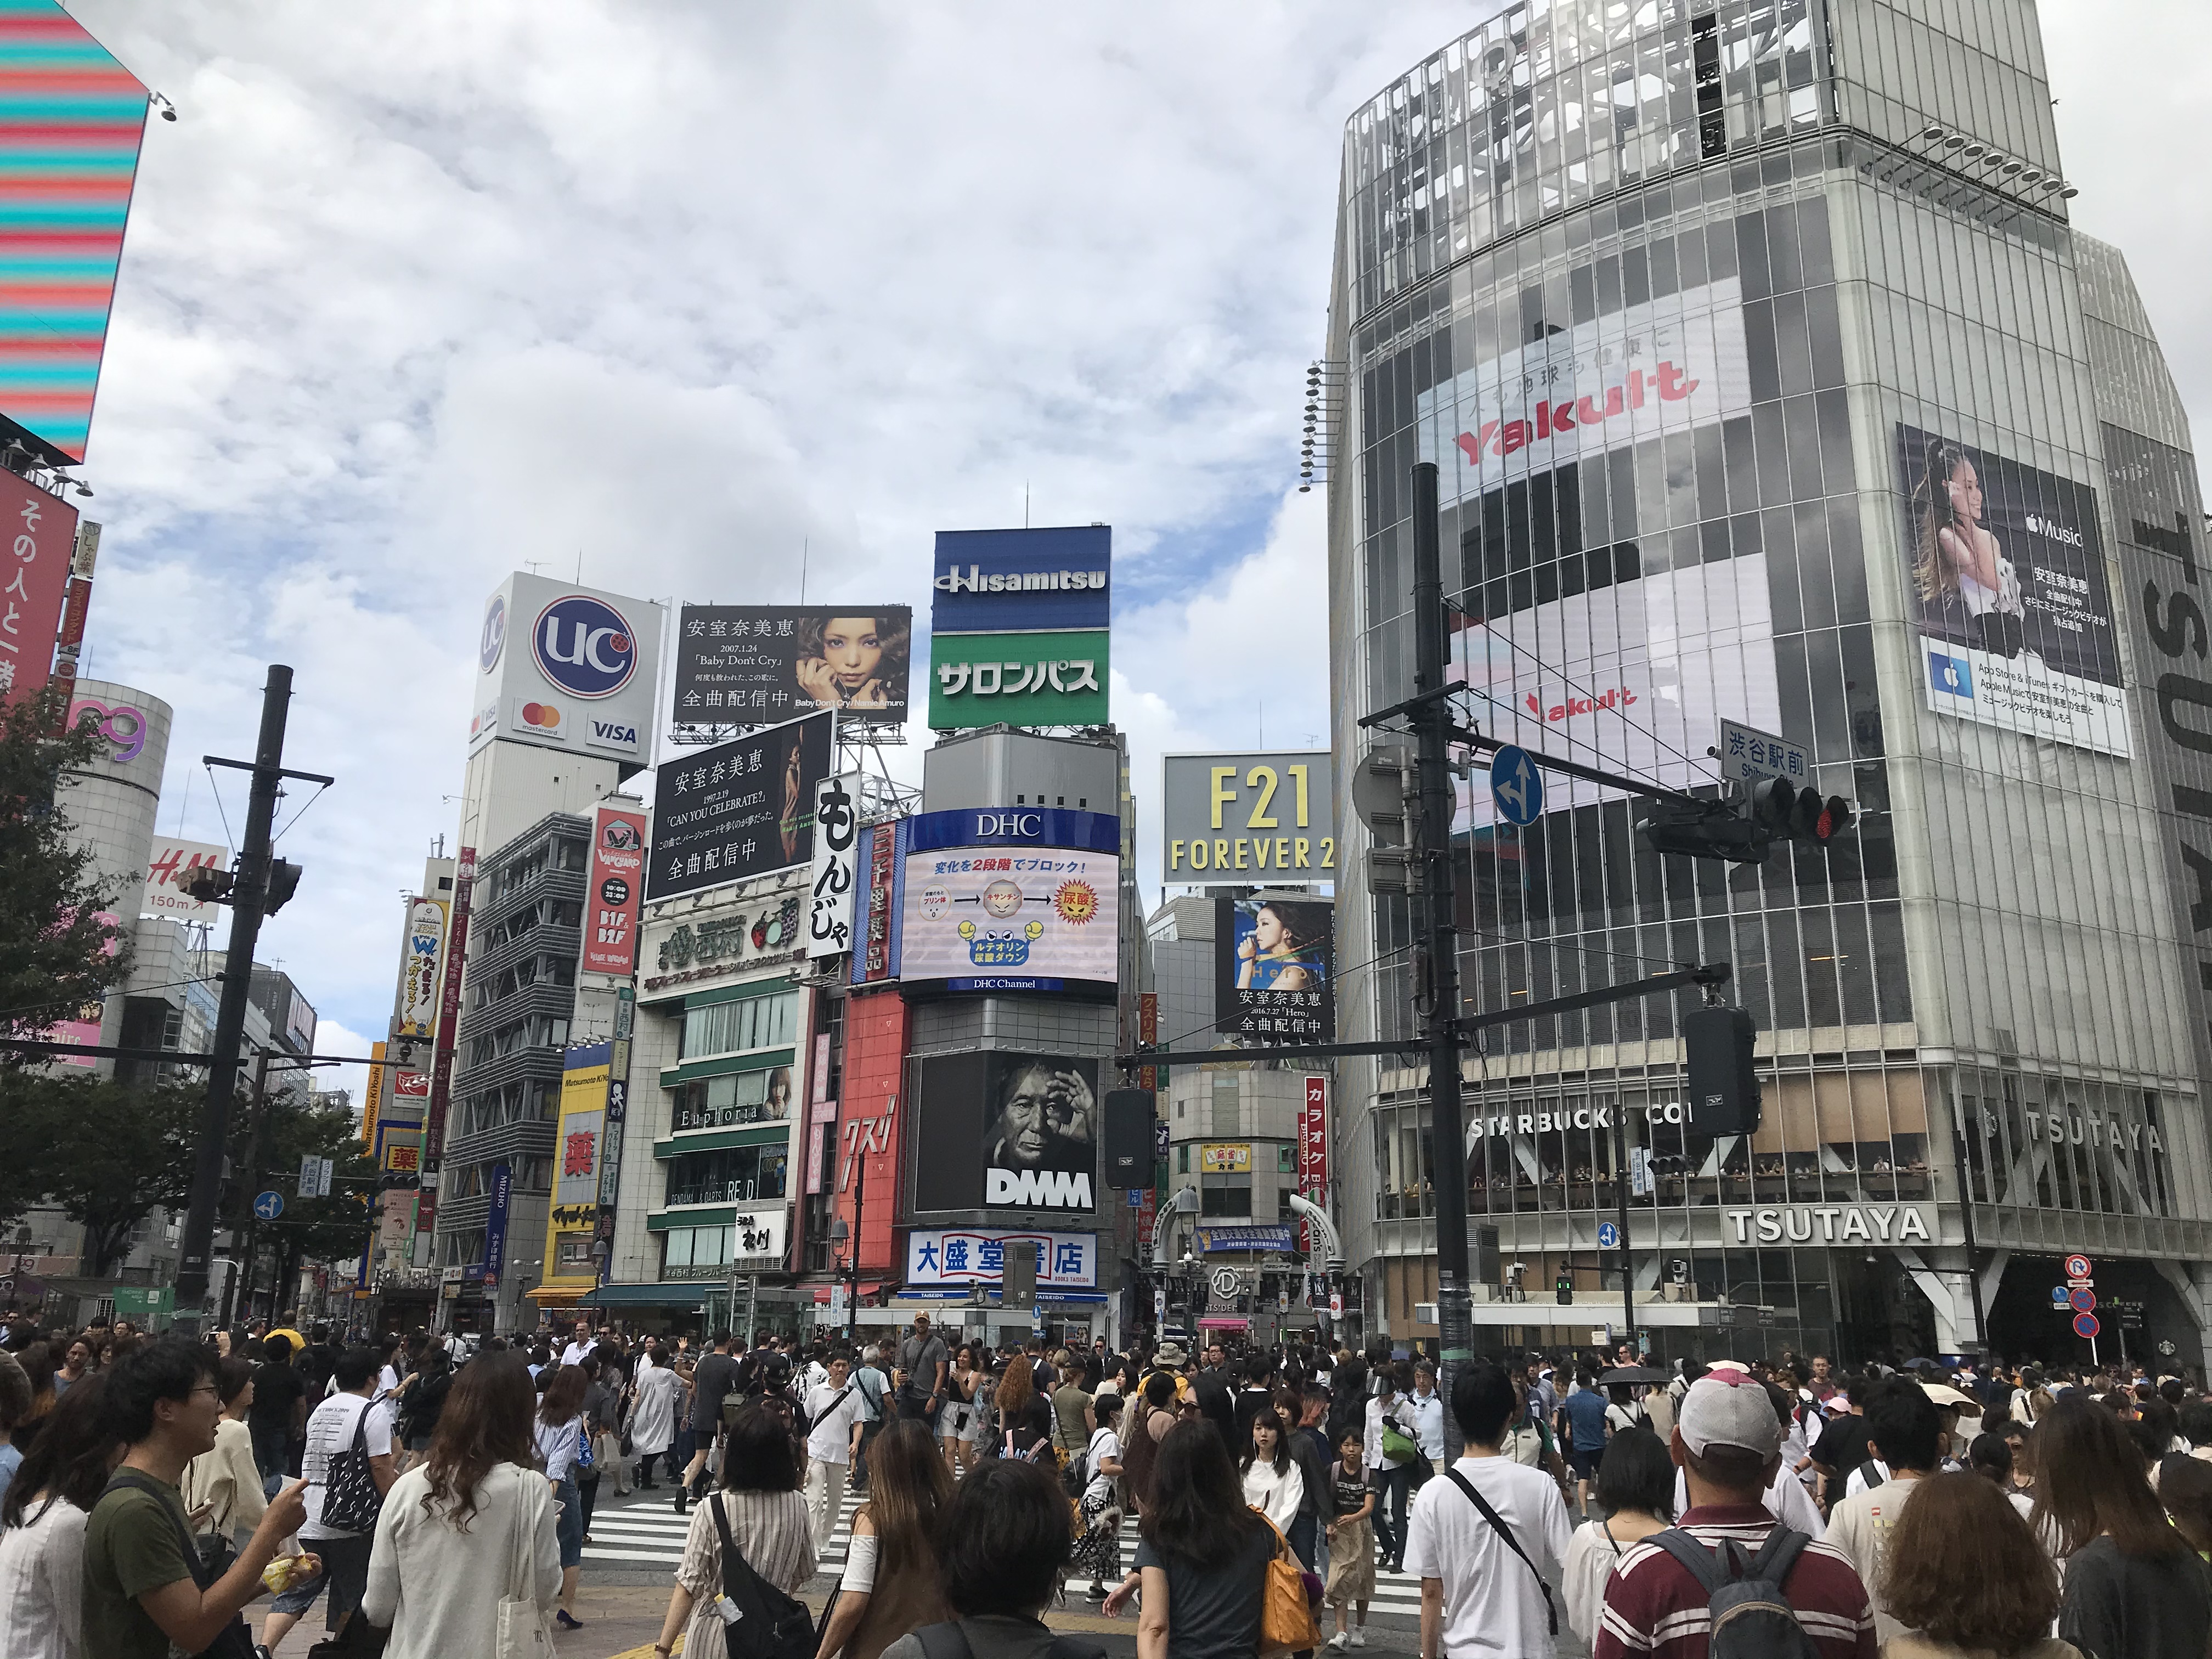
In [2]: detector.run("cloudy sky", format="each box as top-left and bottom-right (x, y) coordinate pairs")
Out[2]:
(54, 1), (2212, 1101)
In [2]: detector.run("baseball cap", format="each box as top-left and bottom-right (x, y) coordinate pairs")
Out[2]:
(1678, 1368), (1782, 1459)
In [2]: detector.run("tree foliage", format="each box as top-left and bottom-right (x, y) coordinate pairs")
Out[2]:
(0, 1073), (203, 1271)
(0, 685), (134, 1046)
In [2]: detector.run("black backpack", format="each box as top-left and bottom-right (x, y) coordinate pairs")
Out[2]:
(1647, 1526), (1819, 1659)
(708, 1492), (816, 1659)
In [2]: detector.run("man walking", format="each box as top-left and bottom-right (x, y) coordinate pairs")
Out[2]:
(676, 1331), (741, 1514)
(803, 1354), (865, 1552)
(1404, 1361), (1571, 1659)
(851, 1344), (889, 1493)
(260, 1346), (397, 1654)
(895, 1313), (947, 1430)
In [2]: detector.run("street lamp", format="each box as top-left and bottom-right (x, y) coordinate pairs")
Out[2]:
(830, 1216), (855, 1345)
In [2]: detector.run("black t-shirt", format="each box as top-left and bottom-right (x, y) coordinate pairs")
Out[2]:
(1132, 1521), (1274, 1659)
(691, 1352), (740, 1428)
(247, 1363), (306, 1432)
(1810, 1413), (1872, 1474)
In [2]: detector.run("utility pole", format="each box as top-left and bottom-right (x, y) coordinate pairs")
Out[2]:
(218, 1048), (275, 1329)
(173, 667), (329, 1335)
(845, 1153), (865, 1347)
(1615, 1115), (1638, 1361)
(1409, 461), (1474, 1454)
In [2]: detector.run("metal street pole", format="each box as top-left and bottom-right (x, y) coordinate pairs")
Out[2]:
(174, 667), (294, 1334)
(1615, 1115), (1638, 1361)
(218, 1047), (275, 1329)
(846, 1153), (865, 1347)
(1410, 461), (1473, 1457)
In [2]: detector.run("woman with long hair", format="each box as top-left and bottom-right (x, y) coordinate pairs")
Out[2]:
(393, 1343), (452, 1475)
(994, 1353), (1055, 1463)
(793, 613), (910, 713)
(12, 1341), (55, 1458)
(1882, 1471), (2078, 1658)
(1235, 901), (1324, 993)
(941, 1343), (981, 1475)
(534, 1362), (591, 1629)
(815, 1418), (954, 1659)
(182, 1356), (267, 1550)
(1911, 438), (2024, 657)
(362, 1352), (562, 1659)
(1102, 1418), (1275, 1659)
(654, 1403), (815, 1659)
(2032, 1391), (2210, 1657)
(0, 1372), (117, 1658)
(1239, 1403), (1303, 1532)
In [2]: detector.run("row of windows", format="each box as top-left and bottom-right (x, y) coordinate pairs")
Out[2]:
(663, 1145), (787, 1209)
(679, 990), (799, 1062)
(672, 1064), (796, 1132)
(1345, 0), (1821, 313)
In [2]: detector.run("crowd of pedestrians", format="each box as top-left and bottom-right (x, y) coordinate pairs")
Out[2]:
(0, 1308), (2209, 1658)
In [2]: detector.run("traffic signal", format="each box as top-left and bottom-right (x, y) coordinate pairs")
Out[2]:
(266, 859), (304, 913)
(1749, 777), (1854, 847)
(1102, 1089), (1156, 1188)
(1555, 1269), (1573, 1305)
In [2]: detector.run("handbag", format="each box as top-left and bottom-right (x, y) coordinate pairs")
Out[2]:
(1253, 1513), (1323, 1659)
(708, 1491), (817, 1659)
(1378, 1421), (1419, 1464)
(321, 1400), (387, 1534)
(576, 1420), (594, 1473)
(306, 1607), (392, 1659)
(496, 1475), (556, 1659)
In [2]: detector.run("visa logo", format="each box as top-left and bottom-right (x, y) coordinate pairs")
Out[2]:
(590, 720), (639, 745)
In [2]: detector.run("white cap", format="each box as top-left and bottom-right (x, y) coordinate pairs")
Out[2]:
(1678, 1369), (1781, 1459)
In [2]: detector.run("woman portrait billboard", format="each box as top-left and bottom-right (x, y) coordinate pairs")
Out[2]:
(1216, 895), (1335, 1044)
(672, 603), (912, 725)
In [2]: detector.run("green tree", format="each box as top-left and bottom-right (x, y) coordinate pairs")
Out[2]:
(248, 1082), (377, 1302)
(2, 1073), (204, 1272)
(0, 685), (134, 1046)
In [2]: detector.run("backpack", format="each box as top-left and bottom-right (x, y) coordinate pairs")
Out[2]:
(1646, 1526), (1818, 1659)
(1848, 1459), (1887, 1497)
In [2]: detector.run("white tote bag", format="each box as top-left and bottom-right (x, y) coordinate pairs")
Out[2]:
(496, 1471), (556, 1659)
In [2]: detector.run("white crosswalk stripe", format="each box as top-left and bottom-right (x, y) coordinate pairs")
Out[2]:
(583, 1486), (1430, 1614)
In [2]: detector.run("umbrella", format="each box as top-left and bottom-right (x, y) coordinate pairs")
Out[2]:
(1599, 1365), (1671, 1386)
(1903, 1357), (1942, 1372)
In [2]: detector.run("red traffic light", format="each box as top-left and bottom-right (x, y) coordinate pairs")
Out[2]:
(1791, 792), (1855, 842)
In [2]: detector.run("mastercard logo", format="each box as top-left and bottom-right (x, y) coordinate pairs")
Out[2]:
(520, 702), (562, 730)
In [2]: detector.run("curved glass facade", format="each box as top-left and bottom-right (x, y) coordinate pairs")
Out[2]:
(1327, 0), (2212, 1364)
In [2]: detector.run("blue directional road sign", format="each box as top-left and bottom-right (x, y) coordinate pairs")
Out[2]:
(253, 1191), (284, 1222)
(2050, 1284), (2071, 1307)
(1490, 745), (1543, 827)
(1598, 1221), (1621, 1250)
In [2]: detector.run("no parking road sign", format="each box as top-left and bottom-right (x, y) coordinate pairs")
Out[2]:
(2073, 1311), (2101, 1340)
(2069, 1288), (2097, 1314)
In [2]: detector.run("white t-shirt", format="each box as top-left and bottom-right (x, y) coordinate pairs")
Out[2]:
(299, 1391), (394, 1540)
(805, 1380), (865, 1464)
(1402, 1454), (1572, 1659)
(561, 1341), (591, 1369)
(1082, 1426), (1121, 1505)
(0, 1493), (89, 1659)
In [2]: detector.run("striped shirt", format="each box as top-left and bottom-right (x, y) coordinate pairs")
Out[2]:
(1593, 1503), (1876, 1659)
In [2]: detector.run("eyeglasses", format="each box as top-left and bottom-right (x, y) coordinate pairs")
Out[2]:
(189, 1384), (221, 1401)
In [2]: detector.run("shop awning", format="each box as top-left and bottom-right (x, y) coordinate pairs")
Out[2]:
(574, 1282), (716, 1308)
(811, 1282), (885, 1305)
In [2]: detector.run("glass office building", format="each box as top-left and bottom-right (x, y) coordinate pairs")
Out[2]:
(1324, 0), (2212, 1363)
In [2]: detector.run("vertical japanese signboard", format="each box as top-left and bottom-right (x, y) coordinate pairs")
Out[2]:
(806, 773), (861, 958)
(1297, 1076), (1329, 1251)
(582, 802), (647, 976)
(0, 467), (76, 704)
(416, 844), (475, 1245)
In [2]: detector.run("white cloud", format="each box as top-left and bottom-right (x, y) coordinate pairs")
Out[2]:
(42, 0), (2209, 1049)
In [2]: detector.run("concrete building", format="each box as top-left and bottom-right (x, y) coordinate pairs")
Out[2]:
(1323, 0), (2211, 1363)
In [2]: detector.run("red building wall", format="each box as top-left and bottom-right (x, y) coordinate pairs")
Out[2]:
(836, 988), (907, 1277)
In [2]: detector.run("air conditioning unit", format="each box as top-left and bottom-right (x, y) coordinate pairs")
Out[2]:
(1414, 1301), (1438, 1325)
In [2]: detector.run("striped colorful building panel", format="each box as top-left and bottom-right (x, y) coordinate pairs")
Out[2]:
(0, 1), (145, 465)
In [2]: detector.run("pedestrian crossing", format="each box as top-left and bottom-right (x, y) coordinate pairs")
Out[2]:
(581, 1484), (1431, 1617)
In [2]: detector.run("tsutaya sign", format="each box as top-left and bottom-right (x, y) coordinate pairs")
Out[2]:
(1725, 1204), (1934, 1245)
(1981, 1104), (2166, 1155)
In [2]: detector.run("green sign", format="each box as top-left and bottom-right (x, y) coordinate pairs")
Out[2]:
(929, 628), (1109, 730)
(111, 1285), (176, 1329)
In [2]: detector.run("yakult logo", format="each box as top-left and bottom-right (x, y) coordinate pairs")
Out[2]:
(1455, 362), (1701, 464)
(1522, 685), (1637, 723)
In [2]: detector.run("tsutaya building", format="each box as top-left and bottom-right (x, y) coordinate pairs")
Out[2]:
(1324, 0), (2212, 1364)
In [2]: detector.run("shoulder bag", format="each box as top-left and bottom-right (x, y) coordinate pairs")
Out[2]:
(1442, 1469), (1558, 1637)
(321, 1400), (387, 1534)
(709, 1491), (817, 1659)
(1252, 1513), (1324, 1659)
(103, 1470), (257, 1659)
(496, 1471), (556, 1659)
